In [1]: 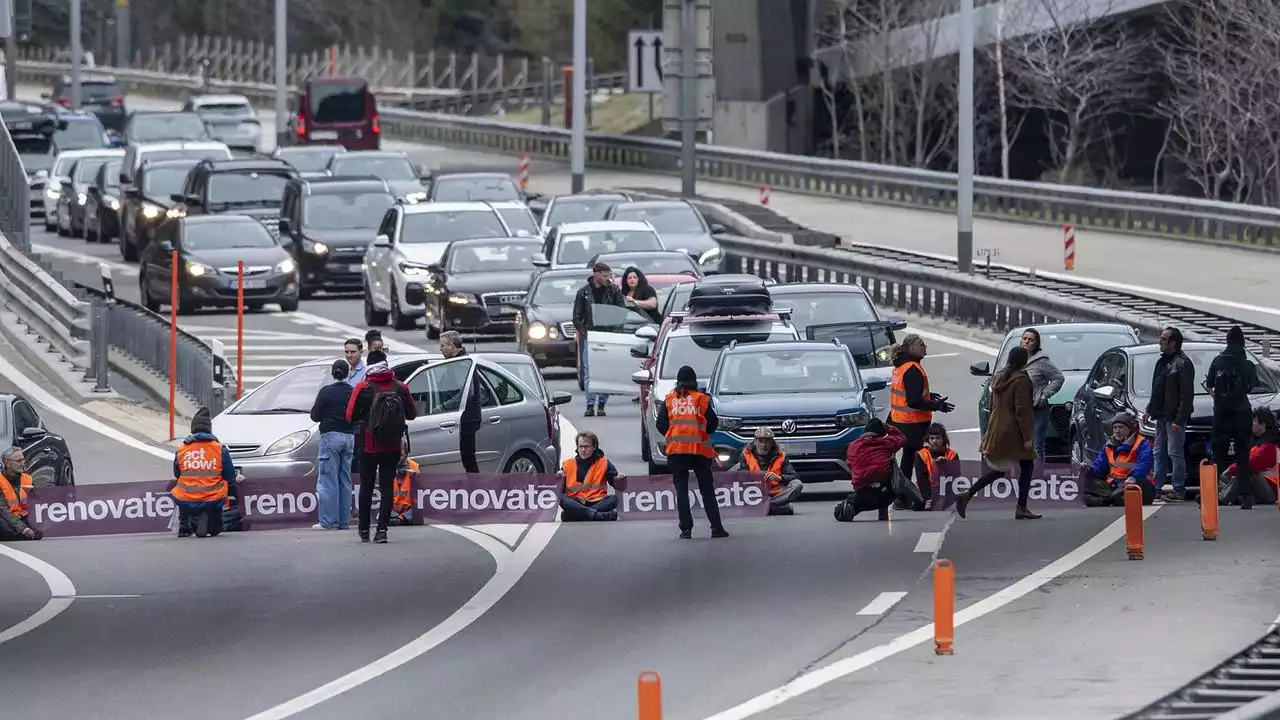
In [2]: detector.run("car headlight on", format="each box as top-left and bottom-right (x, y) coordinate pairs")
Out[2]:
(404, 191), (427, 203)
(526, 322), (559, 340)
(836, 409), (871, 428)
(166, 207), (185, 219)
(716, 450), (734, 465)
(447, 293), (471, 305)
(398, 262), (432, 276)
(76, 192), (86, 205)
(875, 346), (892, 363)
(276, 258), (296, 274)
(141, 203), (162, 219)
(106, 197), (120, 210)
(265, 430), (311, 456)
(45, 187), (60, 199)
(302, 238), (328, 254)
(186, 261), (214, 277)
(718, 415), (743, 431)
(698, 246), (724, 266)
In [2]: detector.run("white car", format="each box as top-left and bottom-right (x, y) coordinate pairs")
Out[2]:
(42, 148), (127, 232)
(119, 140), (232, 187)
(182, 94), (261, 152)
(535, 220), (664, 271)
(362, 202), (516, 330)
(485, 200), (540, 238)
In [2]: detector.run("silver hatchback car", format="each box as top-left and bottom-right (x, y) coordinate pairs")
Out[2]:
(212, 352), (563, 478)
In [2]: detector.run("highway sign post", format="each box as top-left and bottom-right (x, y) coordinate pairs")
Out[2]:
(662, 0), (713, 196)
(628, 30), (663, 93)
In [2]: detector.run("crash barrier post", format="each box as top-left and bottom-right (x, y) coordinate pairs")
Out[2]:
(638, 671), (662, 720)
(759, 184), (770, 206)
(1124, 484), (1144, 560)
(82, 295), (100, 385)
(169, 250), (179, 441)
(210, 338), (226, 416)
(518, 153), (530, 191)
(82, 298), (111, 393)
(1200, 460), (1219, 541)
(1063, 224), (1075, 271)
(933, 559), (954, 655)
(236, 260), (245, 400)
(563, 66), (573, 129)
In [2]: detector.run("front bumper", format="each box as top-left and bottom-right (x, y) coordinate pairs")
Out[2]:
(524, 336), (576, 367)
(299, 252), (365, 292)
(711, 431), (858, 482)
(184, 272), (300, 306)
(438, 295), (523, 335)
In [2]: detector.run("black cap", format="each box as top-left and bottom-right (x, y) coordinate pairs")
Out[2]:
(677, 365), (697, 383)
(367, 349), (387, 365)
(190, 406), (212, 434)
(365, 329), (383, 342)
(1227, 326), (1245, 348)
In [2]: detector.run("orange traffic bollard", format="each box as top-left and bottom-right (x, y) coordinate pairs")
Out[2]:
(933, 559), (954, 655)
(1200, 460), (1219, 541)
(638, 671), (662, 720)
(1124, 484), (1144, 560)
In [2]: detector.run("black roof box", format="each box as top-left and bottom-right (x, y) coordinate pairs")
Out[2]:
(686, 276), (772, 317)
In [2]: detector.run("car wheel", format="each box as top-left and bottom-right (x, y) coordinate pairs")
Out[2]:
(58, 456), (75, 486)
(390, 285), (415, 331)
(640, 424), (651, 462)
(425, 300), (442, 340)
(121, 226), (138, 262)
(278, 297), (299, 312)
(503, 450), (543, 475)
(363, 284), (388, 326)
(139, 272), (160, 312)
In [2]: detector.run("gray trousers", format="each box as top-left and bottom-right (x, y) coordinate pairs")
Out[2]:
(770, 479), (803, 507)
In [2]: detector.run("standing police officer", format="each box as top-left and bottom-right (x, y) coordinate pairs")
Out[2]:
(172, 407), (237, 538)
(656, 365), (728, 539)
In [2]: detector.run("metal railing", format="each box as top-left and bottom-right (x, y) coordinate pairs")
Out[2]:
(0, 109), (31, 255)
(0, 230), (89, 363)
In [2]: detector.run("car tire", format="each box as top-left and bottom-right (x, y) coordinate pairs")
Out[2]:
(363, 285), (388, 326)
(57, 457), (75, 487)
(503, 450), (543, 475)
(640, 424), (651, 462)
(1070, 429), (1083, 471)
(278, 298), (299, 312)
(139, 272), (160, 313)
(390, 285), (415, 331)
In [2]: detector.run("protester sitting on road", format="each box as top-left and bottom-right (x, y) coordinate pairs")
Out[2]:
(558, 431), (623, 522)
(0, 447), (41, 541)
(391, 436), (418, 526)
(726, 427), (802, 516)
(1082, 412), (1155, 507)
(346, 355), (417, 544)
(835, 418), (905, 522)
(1218, 407), (1279, 507)
(310, 359), (355, 531)
(913, 423), (958, 511)
(172, 407), (237, 538)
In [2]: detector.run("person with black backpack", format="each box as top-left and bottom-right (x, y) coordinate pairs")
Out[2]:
(1205, 327), (1259, 510)
(345, 355), (417, 543)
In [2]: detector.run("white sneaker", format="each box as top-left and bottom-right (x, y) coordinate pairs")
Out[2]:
(311, 523), (326, 530)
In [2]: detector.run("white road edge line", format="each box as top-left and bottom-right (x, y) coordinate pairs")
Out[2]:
(0, 544), (77, 645)
(700, 506), (1161, 720)
(913, 532), (941, 554)
(855, 592), (908, 616)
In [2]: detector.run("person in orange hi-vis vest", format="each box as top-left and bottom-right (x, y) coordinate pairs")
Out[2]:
(171, 407), (237, 538)
(888, 335), (954, 511)
(391, 436), (418, 526)
(726, 427), (802, 515)
(558, 430), (624, 521)
(912, 423), (958, 511)
(1083, 412), (1155, 507)
(656, 365), (728, 539)
(0, 447), (41, 541)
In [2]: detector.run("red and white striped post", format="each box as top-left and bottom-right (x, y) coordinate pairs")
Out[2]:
(517, 153), (530, 191)
(1063, 224), (1076, 271)
(758, 184), (771, 206)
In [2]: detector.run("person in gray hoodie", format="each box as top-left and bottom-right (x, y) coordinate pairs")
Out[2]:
(1020, 328), (1064, 462)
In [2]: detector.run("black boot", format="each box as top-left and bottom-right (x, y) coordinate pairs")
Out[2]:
(194, 509), (210, 538)
(711, 527), (729, 538)
(373, 530), (388, 544)
(358, 529), (370, 543)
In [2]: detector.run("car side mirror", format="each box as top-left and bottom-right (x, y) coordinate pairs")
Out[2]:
(278, 218), (291, 234)
(634, 325), (658, 340)
(61, 179), (74, 191)
(426, 263), (444, 274)
(630, 343), (650, 359)
(631, 370), (653, 386)
(20, 426), (47, 441)
(969, 361), (991, 376)
(373, 233), (392, 248)
(710, 223), (727, 234)
(551, 391), (572, 406)
(532, 258), (551, 269)
(1092, 385), (1117, 401)
(887, 315), (908, 331)
(170, 193), (186, 204)
(865, 378), (888, 392)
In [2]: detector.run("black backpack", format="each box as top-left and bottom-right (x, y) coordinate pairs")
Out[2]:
(1213, 360), (1250, 406)
(369, 388), (407, 445)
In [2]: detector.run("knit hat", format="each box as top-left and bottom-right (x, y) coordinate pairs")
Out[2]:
(366, 360), (390, 375)
(677, 365), (697, 383)
(1227, 326), (1245, 348)
(190, 406), (213, 434)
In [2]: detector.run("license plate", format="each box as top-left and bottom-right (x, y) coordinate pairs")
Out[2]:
(780, 442), (816, 455)
(230, 278), (267, 290)
(311, 130), (338, 140)
(10, 121), (31, 130)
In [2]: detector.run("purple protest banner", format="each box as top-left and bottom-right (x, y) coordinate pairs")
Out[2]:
(613, 472), (770, 520)
(928, 460), (1084, 508)
(27, 481), (177, 537)
(412, 473), (561, 524)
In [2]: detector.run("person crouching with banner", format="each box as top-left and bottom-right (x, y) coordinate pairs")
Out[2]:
(558, 431), (623, 521)
(172, 407), (236, 538)
(913, 423), (958, 511)
(390, 436), (418, 526)
(726, 427), (802, 515)
(0, 447), (41, 541)
(1083, 412), (1155, 507)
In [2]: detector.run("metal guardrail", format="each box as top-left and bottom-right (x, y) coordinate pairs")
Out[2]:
(1122, 626), (1280, 719)
(0, 232), (90, 363)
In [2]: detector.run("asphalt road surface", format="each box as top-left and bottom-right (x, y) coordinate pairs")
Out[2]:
(4, 85), (1279, 720)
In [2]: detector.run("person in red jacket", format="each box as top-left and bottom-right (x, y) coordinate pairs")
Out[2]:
(1219, 407), (1279, 507)
(345, 352), (417, 543)
(835, 418), (906, 522)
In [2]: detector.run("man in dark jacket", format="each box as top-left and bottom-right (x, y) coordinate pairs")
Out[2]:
(1146, 326), (1195, 502)
(346, 357), (418, 543)
(439, 330), (483, 473)
(572, 262), (625, 417)
(310, 359), (355, 530)
(1205, 326), (1258, 509)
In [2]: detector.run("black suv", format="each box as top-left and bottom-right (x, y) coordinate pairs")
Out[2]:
(278, 176), (396, 297)
(171, 158), (297, 237)
(47, 73), (127, 131)
(120, 158), (200, 261)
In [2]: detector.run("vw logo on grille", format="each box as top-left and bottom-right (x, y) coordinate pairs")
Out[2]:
(780, 419), (797, 434)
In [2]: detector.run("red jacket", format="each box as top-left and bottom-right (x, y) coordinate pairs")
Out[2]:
(847, 426), (906, 488)
(1227, 441), (1278, 477)
(345, 367), (418, 453)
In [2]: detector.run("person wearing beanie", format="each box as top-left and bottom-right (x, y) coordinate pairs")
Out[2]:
(655, 364), (728, 538)
(346, 350), (417, 543)
(310, 359), (356, 530)
(0, 447), (43, 541)
(1205, 325), (1259, 509)
(1082, 412), (1156, 507)
(171, 407), (237, 538)
(912, 423), (958, 510)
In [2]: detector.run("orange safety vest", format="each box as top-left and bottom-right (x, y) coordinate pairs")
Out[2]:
(0, 472), (33, 518)
(563, 455), (610, 503)
(172, 439), (229, 503)
(393, 458), (418, 516)
(1106, 439), (1152, 486)
(915, 448), (958, 480)
(1264, 464), (1279, 488)
(742, 449), (787, 496)
(664, 390), (715, 458)
(890, 361), (932, 425)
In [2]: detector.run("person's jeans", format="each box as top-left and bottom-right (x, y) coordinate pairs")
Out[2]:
(317, 431), (354, 529)
(1032, 406), (1050, 462)
(1153, 421), (1188, 494)
(581, 337), (606, 407)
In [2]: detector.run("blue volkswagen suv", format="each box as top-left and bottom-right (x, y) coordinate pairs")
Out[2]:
(706, 339), (886, 482)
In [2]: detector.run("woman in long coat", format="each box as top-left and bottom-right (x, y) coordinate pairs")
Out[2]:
(956, 346), (1042, 520)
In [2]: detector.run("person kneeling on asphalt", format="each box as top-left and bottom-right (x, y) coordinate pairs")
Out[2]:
(726, 427), (802, 515)
(172, 407), (237, 538)
(913, 423), (957, 511)
(835, 418), (905, 522)
(0, 447), (42, 541)
(390, 436), (418, 526)
(558, 431), (623, 521)
(1083, 412), (1156, 507)
(1216, 407), (1279, 507)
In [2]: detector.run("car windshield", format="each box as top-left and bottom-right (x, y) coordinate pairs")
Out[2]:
(659, 329), (796, 379)
(663, 282), (695, 314)
(717, 348), (861, 395)
(130, 114), (210, 142)
(55, 119), (106, 149)
(52, 154), (83, 176)
(772, 291), (878, 332)
(279, 149), (341, 172)
(447, 242), (541, 273)
(15, 135), (53, 169)
(73, 157), (110, 183)
(79, 81), (121, 102)
(184, 221), (277, 251)
(610, 204), (704, 234)
(497, 207), (538, 236)
(207, 171), (291, 206)
(432, 176), (521, 202)
(231, 364), (331, 414)
(556, 229), (662, 264)
(546, 196), (624, 227)
(195, 101), (253, 117)
(601, 253), (698, 276)
(401, 210), (508, 244)
(330, 155), (415, 180)
(1131, 348), (1277, 398)
(142, 165), (196, 195)
(303, 192), (395, 229)
(496, 361), (546, 403)
(998, 330), (1138, 372)
(308, 80), (369, 124)
(531, 275), (582, 306)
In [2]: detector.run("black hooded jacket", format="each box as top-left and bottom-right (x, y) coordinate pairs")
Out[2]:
(572, 275), (624, 335)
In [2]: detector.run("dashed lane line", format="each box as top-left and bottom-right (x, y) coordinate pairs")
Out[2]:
(855, 592), (909, 617)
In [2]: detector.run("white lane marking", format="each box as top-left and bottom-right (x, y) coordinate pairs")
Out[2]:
(700, 505), (1161, 720)
(243, 522), (560, 720)
(0, 545), (77, 645)
(0, 351), (172, 460)
(913, 532), (941, 553)
(57, 594), (141, 599)
(855, 591), (909, 616)
(948, 427), (981, 434)
(925, 353), (961, 359)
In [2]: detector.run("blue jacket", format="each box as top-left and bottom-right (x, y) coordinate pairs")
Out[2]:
(1088, 436), (1154, 487)
(172, 433), (237, 506)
